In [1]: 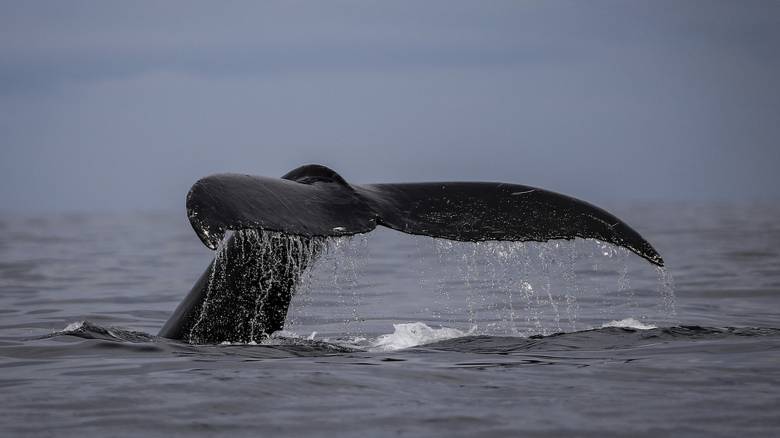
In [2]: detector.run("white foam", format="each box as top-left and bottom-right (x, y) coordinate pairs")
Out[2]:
(219, 340), (259, 345)
(62, 321), (85, 332)
(270, 330), (300, 339)
(369, 322), (472, 352)
(601, 318), (657, 330)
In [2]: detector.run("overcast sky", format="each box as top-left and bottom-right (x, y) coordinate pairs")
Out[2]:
(1, 1), (778, 212)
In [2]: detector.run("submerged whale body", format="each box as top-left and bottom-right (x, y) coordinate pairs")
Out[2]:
(159, 164), (664, 343)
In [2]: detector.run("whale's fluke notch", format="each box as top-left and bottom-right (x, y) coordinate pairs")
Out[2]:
(162, 164), (664, 343)
(186, 164), (663, 266)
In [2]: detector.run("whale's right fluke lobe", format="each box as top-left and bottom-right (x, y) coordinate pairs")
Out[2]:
(356, 182), (664, 267)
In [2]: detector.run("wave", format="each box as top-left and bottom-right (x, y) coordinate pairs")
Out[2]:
(43, 320), (780, 359)
(47, 320), (155, 343)
(418, 325), (780, 356)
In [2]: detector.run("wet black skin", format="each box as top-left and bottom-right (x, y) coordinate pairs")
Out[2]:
(158, 231), (320, 343)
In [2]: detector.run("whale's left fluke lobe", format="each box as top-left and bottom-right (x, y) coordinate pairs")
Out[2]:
(185, 169), (377, 250)
(163, 164), (664, 343)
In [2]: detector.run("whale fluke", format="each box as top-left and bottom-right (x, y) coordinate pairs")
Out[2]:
(161, 164), (664, 344)
(187, 164), (663, 266)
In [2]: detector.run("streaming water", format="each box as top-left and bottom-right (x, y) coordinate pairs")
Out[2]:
(286, 234), (678, 343)
(0, 203), (778, 437)
(187, 229), (325, 343)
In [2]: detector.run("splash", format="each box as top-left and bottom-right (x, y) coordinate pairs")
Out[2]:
(369, 322), (473, 352)
(601, 318), (657, 330)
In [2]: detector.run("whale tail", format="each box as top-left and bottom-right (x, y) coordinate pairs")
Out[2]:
(161, 164), (664, 343)
(186, 164), (663, 266)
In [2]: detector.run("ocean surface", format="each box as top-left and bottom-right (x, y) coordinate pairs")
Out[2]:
(1, 202), (779, 437)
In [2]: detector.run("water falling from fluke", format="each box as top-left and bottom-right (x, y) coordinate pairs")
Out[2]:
(159, 229), (326, 344)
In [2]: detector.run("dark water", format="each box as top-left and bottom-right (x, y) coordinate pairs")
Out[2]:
(1, 203), (779, 437)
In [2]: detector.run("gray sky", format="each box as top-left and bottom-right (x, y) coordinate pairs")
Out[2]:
(1, 0), (779, 212)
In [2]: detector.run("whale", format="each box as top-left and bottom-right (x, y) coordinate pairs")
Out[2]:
(159, 164), (664, 343)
